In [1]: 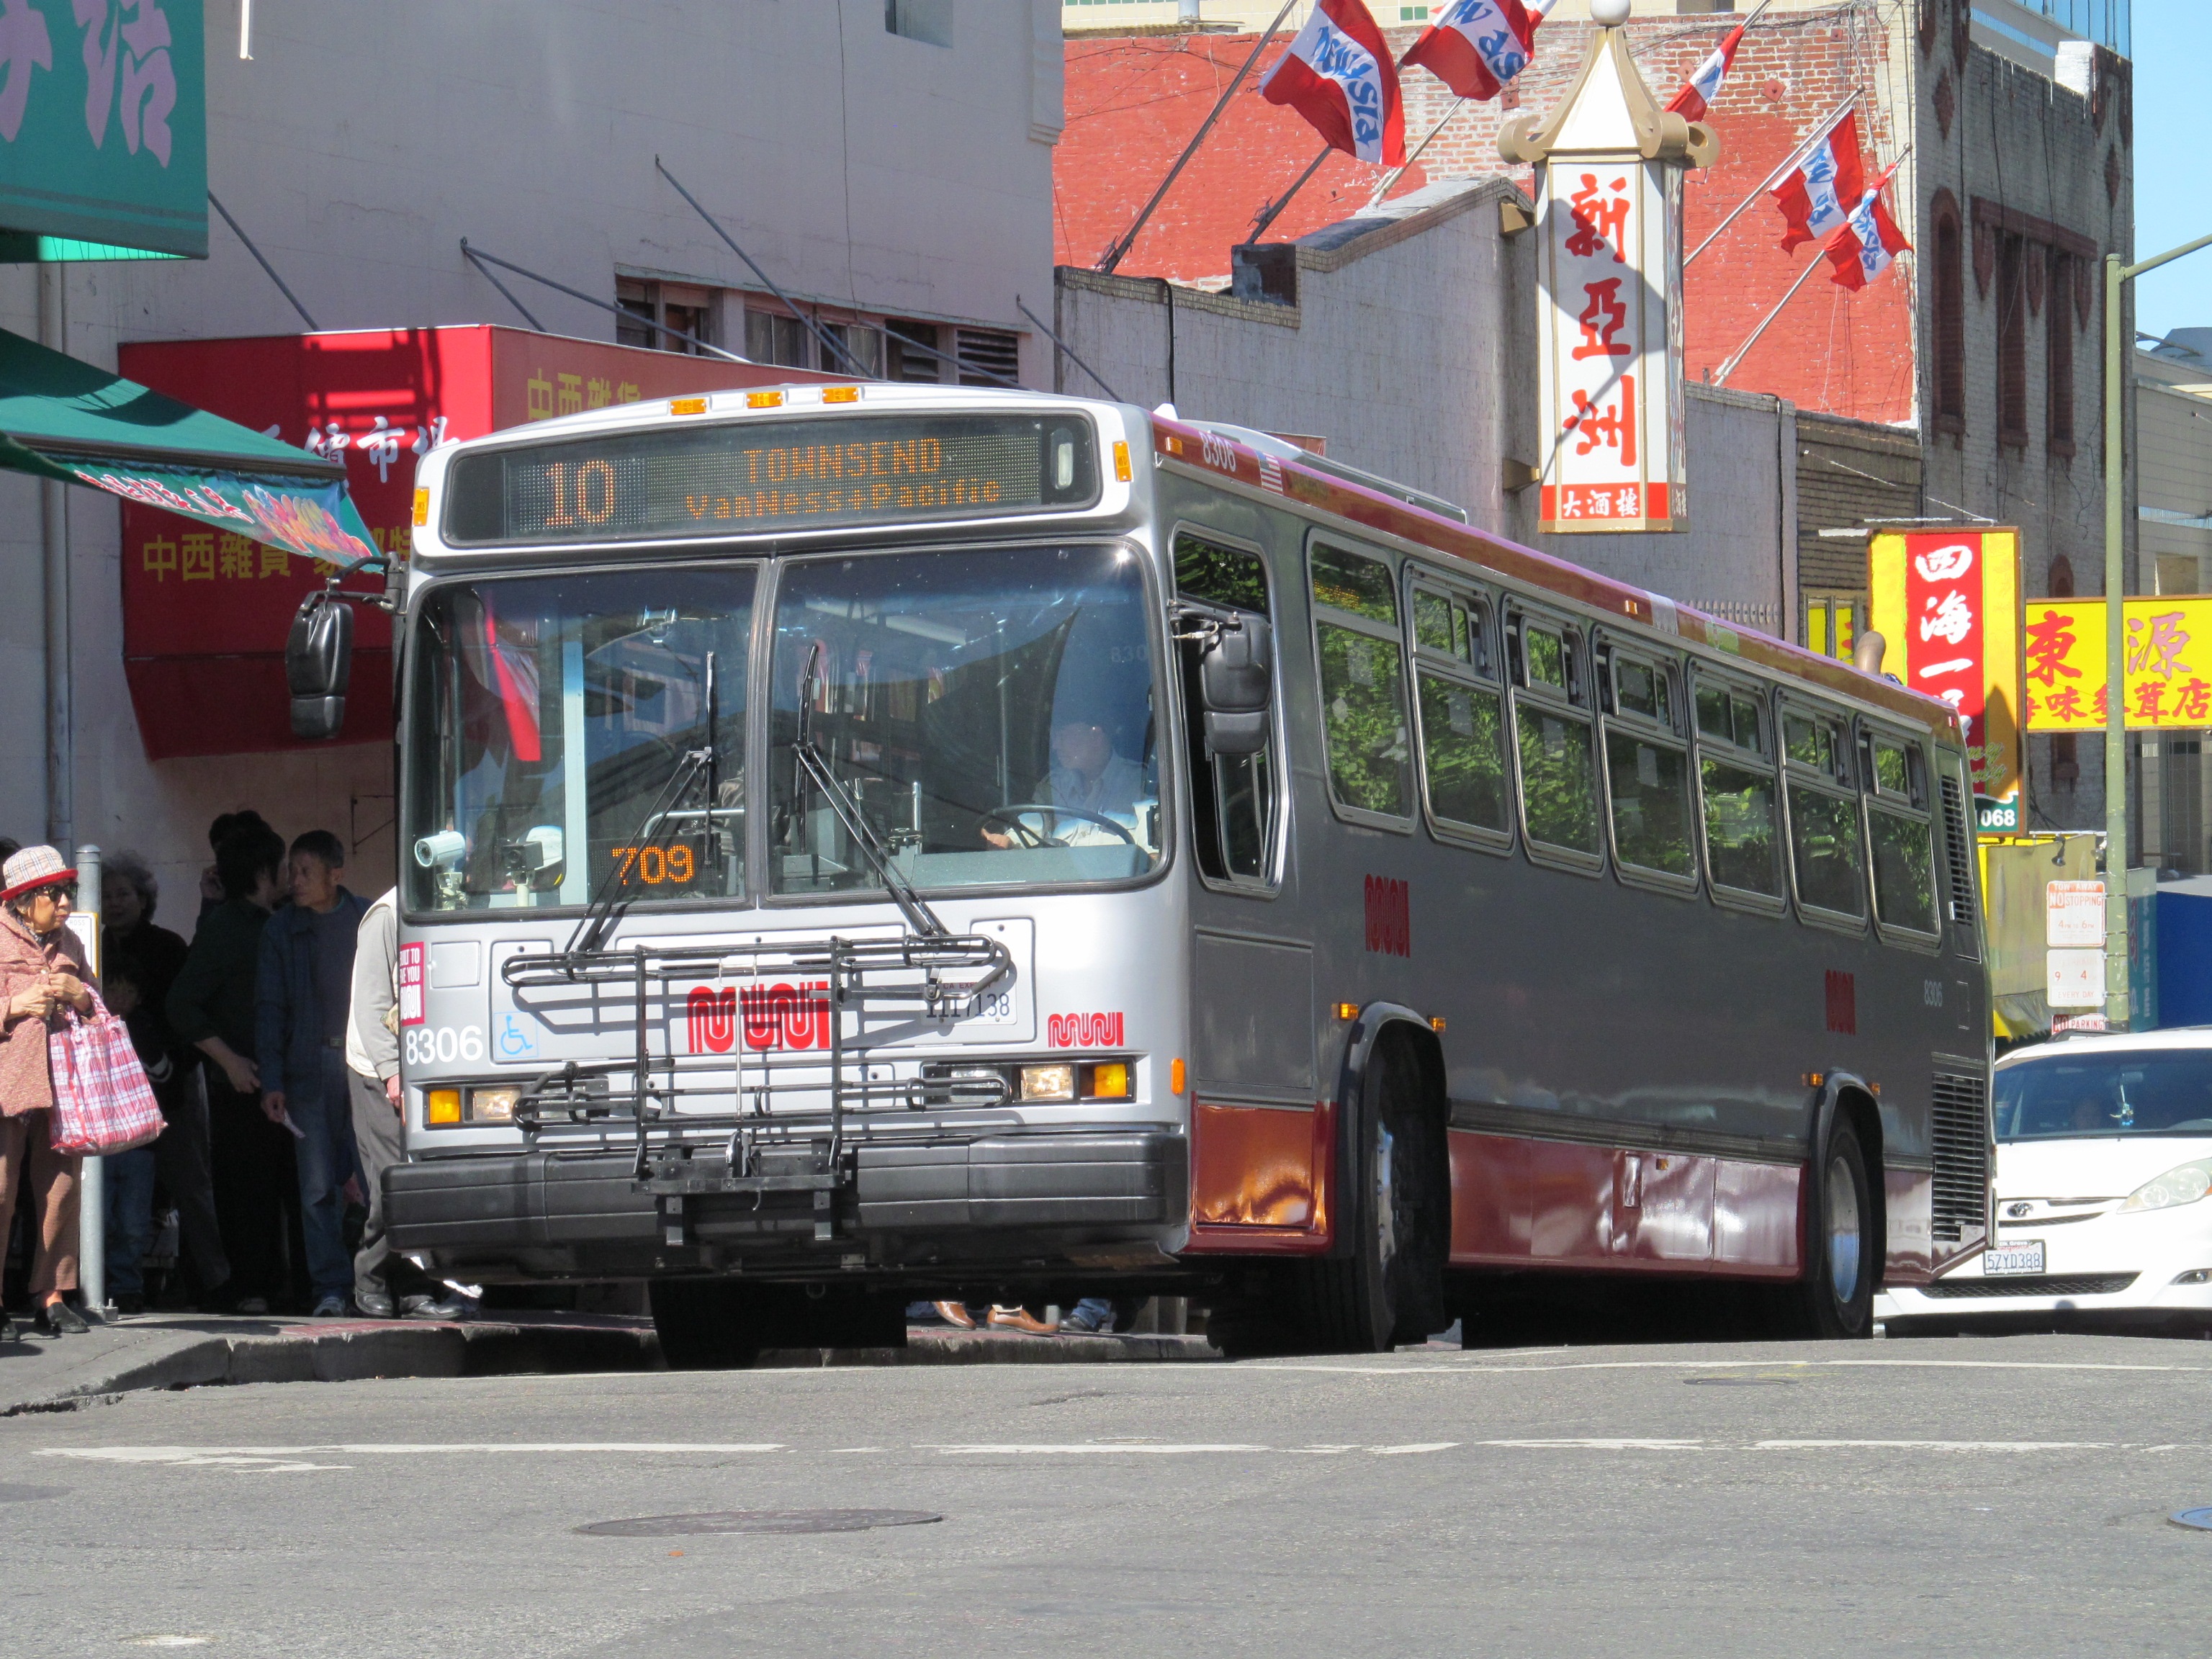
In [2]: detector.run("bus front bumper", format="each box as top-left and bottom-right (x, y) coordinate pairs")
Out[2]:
(385, 1129), (1187, 1281)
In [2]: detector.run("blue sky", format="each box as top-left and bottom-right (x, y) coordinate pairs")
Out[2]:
(2132, 0), (2208, 341)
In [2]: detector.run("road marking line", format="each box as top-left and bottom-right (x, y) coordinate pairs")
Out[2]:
(1478, 1439), (1706, 1451)
(38, 1443), (788, 1464)
(923, 1444), (1269, 1455)
(1244, 1357), (2212, 1376)
(1753, 1440), (2116, 1452)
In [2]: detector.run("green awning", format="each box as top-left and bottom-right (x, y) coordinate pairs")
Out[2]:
(0, 327), (377, 571)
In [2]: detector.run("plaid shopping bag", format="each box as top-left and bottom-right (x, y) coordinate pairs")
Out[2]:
(47, 994), (163, 1156)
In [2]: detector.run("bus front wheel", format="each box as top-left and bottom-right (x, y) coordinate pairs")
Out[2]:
(1794, 1112), (1876, 1340)
(1288, 1034), (1449, 1353)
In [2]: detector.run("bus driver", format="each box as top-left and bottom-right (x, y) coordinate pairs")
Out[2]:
(981, 711), (1150, 850)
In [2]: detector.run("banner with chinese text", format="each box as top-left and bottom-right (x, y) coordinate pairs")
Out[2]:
(0, 1), (206, 258)
(1869, 529), (2020, 801)
(1537, 157), (1685, 533)
(2020, 597), (2212, 729)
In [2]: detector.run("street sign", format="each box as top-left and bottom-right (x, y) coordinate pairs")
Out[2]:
(2046, 879), (2106, 948)
(2047, 947), (2106, 1009)
(1975, 794), (2019, 834)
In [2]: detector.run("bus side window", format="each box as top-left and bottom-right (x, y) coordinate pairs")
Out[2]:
(1863, 729), (1939, 940)
(1409, 580), (1508, 842)
(1600, 642), (1694, 885)
(1175, 530), (1278, 886)
(1507, 606), (1601, 865)
(1693, 670), (1784, 902)
(1309, 541), (1411, 824)
(1782, 699), (1866, 921)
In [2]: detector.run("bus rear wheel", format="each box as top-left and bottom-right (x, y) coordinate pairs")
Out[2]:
(1794, 1113), (1876, 1339)
(1286, 1034), (1448, 1353)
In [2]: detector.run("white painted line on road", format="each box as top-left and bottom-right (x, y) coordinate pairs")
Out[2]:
(1245, 1357), (2212, 1377)
(1753, 1440), (2116, 1452)
(1372, 1442), (1460, 1455)
(1478, 1439), (1704, 1452)
(923, 1444), (1269, 1455)
(40, 1443), (789, 1465)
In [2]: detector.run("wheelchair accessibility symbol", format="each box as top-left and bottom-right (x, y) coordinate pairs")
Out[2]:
(496, 1014), (538, 1061)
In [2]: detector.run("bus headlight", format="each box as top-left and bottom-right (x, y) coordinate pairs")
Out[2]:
(2121, 1159), (2212, 1213)
(469, 1087), (521, 1123)
(1019, 1064), (1076, 1102)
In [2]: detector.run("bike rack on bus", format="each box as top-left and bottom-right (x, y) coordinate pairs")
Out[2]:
(498, 931), (1016, 1221)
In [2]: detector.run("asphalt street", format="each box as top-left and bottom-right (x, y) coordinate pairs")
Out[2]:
(7, 1330), (2212, 1658)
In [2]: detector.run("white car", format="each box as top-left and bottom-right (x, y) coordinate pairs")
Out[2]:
(1879, 1028), (2212, 1335)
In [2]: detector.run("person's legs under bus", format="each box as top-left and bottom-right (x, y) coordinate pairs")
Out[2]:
(349, 1066), (435, 1310)
(152, 1071), (230, 1302)
(293, 1052), (355, 1309)
(103, 1143), (157, 1306)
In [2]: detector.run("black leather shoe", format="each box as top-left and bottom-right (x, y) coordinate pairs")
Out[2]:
(354, 1287), (396, 1319)
(400, 1292), (469, 1321)
(35, 1302), (89, 1336)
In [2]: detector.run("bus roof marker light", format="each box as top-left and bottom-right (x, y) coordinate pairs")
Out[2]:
(1113, 440), (1131, 482)
(670, 396), (709, 416)
(823, 386), (860, 404)
(747, 390), (785, 410)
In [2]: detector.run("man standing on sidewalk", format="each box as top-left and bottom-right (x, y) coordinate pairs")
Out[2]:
(345, 885), (462, 1320)
(256, 832), (368, 1318)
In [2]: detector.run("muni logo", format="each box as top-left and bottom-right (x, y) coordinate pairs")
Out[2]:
(687, 982), (832, 1053)
(1047, 1012), (1125, 1049)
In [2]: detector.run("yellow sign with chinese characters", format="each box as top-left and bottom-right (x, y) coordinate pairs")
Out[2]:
(1869, 529), (2020, 801)
(2021, 598), (2212, 729)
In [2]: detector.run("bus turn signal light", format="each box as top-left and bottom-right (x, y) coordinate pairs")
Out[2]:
(411, 487), (429, 527)
(1336, 1002), (1358, 1022)
(1802, 1072), (1825, 1089)
(1429, 1017), (1447, 1033)
(1086, 1062), (1131, 1101)
(1113, 440), (1131, 482)
(426, 1089), (462, 1125)
(1171, 1058), (1187, 1096)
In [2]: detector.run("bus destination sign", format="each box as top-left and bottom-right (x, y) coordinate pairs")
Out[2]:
(443, 413), (1100, 545)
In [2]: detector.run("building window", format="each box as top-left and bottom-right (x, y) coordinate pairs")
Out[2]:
(954, 326), (1020, 387)
(2047, 248), (2076, 457)
(1932, 192), (1966, 433)
(745, 310), (811, 370)
(820, 321), (882, 379)
(1996, 233), (2028, 448)
(615, 279), (714, 355)
(886, 322), (945, 383)
(886, 0), (952, 46)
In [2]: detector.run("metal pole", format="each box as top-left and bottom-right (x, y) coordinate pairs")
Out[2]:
(1097, 0), (1298, 274)
(1685, 92), (1860, 267)
(73, 843), (103, 1313)
(38, 264), (70, 853)
(208, 191), (319, 331)
(2100, 229), (2212, 1028)
(459, 240), (746, 363)
(1015, 295), (1123, 403)
(1363, 96), (1467, 212)
(1249, 143), (1331, 243)
(1711, 251), (1827, 386)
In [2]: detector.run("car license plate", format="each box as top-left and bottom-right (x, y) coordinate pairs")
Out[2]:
(1983, 1240), (2046, 1276)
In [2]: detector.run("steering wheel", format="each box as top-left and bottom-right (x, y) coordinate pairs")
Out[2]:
(979, 803), (1138, 848)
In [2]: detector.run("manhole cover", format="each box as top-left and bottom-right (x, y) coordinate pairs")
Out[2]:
(1683, 1375), (1797, 1387)
(2169, 1507), (2212, 1532)
(577, 1509), (943, 1537)
(0, 1483), (66, 1502)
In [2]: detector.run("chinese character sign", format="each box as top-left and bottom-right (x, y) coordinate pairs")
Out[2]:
(0, 0), (204, 258)
(1537, 156), (1684, 532)
(1869, 529), (2020, 801)
(2020, 597), (2212, 730)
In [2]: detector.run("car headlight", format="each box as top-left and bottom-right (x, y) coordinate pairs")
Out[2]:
(2120, 1159), (2212, 1213)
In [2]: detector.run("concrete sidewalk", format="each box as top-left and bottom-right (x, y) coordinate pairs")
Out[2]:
(0, 1310), (1220, 1413)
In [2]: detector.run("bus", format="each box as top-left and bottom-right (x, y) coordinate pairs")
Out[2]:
(373, 379), (1992, 1361)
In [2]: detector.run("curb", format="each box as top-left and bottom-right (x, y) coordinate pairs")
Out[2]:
(759, 1330), (1222, 1367)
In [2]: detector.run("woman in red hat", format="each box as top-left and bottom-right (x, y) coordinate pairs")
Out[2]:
(0, 844), (96, 1338)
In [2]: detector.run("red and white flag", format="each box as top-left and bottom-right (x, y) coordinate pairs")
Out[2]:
(1260, 0), (1406, 164)
(1770, 107), (1863, 252)
(1824, 180), (1911, 290)
(1401, 0), (1555, 103)
(1665, 22), (1743, 122)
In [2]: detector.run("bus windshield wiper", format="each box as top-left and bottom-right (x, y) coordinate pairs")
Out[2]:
(793, 642), (948, 940)
(565, 651), (723, 961)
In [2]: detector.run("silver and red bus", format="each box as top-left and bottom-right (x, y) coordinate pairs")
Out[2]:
(375, 380), (1992, 1359)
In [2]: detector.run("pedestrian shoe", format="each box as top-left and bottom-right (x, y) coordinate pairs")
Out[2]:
(0, 1313), (14, 1343)
(1060, 1303), (1112, 1334)
(310, 1294), (349, 1318)
(354, 1287), (397, 1319)
(111, 1292), (146, 1317)
(986, 1305), (1060, 1336)
(400, 1292), (469, 1321)
(34, 1302), (89, 1336)
(931, 1301), (977, 1330)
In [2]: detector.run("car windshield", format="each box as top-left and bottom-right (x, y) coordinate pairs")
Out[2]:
(405, 567), (753, 912)
(769, 544), (1163, 896)
(1995, 1050), (2212, 1140)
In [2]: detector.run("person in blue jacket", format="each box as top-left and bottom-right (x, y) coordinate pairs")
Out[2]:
(256, 831), (369, 1317)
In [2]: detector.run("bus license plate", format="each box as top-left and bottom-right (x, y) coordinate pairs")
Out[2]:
(963, 986), (1015, 1025)
(1983, 1241), (2045, 1276)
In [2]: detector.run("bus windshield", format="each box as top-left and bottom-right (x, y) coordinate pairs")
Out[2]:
(1995, 1049), (2212, 1140)
(405, 566), (753, 913)
(770, 544), (1163, 896)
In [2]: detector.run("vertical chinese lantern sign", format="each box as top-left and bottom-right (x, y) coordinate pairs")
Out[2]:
(1501, 7), (1715, 534)
(1869, 529), (2022, 804)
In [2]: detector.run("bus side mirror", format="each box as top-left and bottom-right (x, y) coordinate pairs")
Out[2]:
(287, 590), (355, 740)
(1200, 615), (1272, 757)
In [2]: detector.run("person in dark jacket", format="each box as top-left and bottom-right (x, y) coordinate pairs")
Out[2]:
(256, 831), (369, 1317)
(101, 851), (230, 1315)
(169, 823), (292, 1316)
